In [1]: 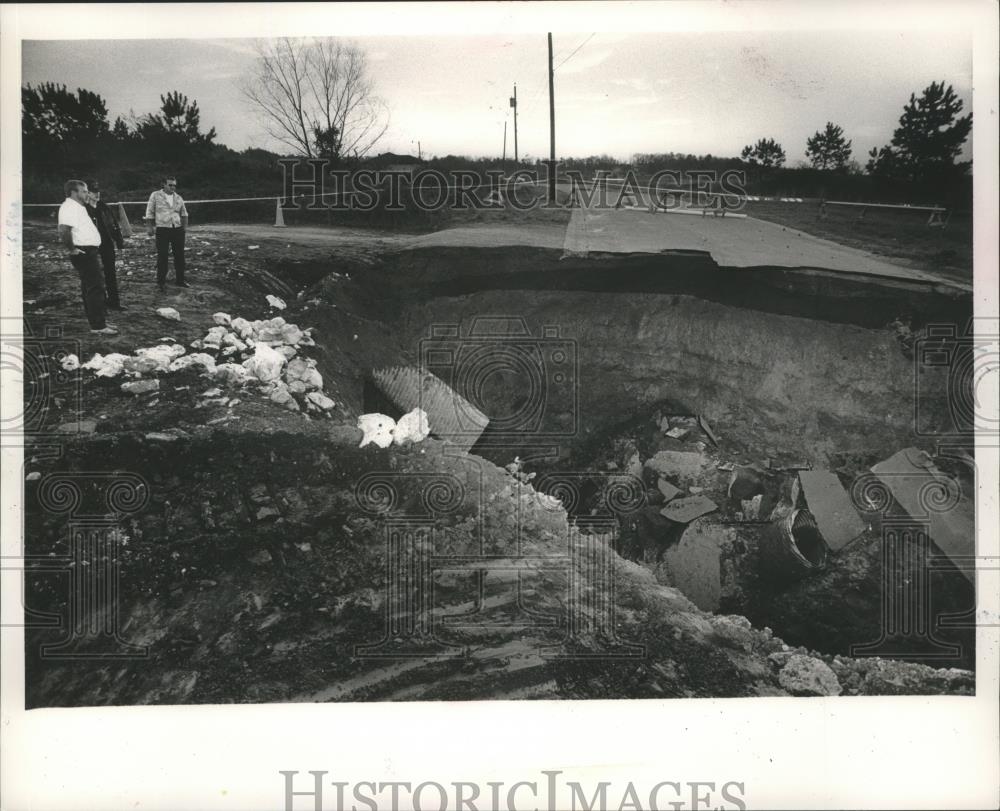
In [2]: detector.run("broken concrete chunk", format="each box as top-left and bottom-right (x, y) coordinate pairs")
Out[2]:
(265, 294), (287, 310)
(212, 312), (232, 326)
(778, 655), (842, 696)
(169, 353), (217, 374)
(870, 448), (974, 583)
(795, 469), (865, 553)
(121, 379), (160, 395)
(659, 494), (718, 524)
(82, 352), (131, 378)
(213, 363), (251, 386)
(255, 506), (281, 521)
(285, 358), (323, 391)
(243, 343), (286, 383)
(661, 518), (728, 611)
(657, 478), (682, 502)
(305, 391), (335, 411)
(60, 354), (80, 371)
(230, 317), (253, 338)
(156, 307), (181, 321)
(644, 451), (711, 485)
(393, 407), (430, 444)
(357, 413), (396, 449)
(664, 426), (688, 440)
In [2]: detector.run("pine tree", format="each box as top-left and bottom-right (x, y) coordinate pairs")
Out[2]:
(740, 138), (786, 168)
(805, 122), (852, 170)
(867, 81), (971, 182)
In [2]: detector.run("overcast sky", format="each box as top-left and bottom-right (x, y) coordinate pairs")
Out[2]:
(22, 31), (972, 164)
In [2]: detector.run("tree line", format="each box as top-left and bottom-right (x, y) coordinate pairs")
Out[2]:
(736, 80), (971, 187)
(22, 73), (971, 207)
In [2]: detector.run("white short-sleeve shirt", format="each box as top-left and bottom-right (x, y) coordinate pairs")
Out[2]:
(57, 197), (102, 247)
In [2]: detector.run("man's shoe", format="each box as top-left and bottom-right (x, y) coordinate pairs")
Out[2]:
(175, 281), (192, 289)
(105, 322), (118, 329)
(90, 326), (119, 335)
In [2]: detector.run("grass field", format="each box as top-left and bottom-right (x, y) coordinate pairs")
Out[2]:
(746, 200), (973, 283)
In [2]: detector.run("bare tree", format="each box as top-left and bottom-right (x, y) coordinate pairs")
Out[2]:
(241, 38), (389, 160)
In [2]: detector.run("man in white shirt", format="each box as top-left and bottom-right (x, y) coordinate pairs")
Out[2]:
(57, 180), (118, 335)
(144, 176), (190, 292)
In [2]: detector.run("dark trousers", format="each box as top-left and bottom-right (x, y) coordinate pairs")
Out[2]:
(70, 248), (106, 330)
(100, 246), (120, 307)
(155, 226), (186, 284)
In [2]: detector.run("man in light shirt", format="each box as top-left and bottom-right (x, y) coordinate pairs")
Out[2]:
(57, 180), (118, 335)
(144, 176), (190, 292)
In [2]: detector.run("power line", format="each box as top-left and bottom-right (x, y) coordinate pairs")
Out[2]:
(554, 33), (596, 72)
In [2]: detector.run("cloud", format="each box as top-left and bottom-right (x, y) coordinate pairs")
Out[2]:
(612, 78), (649, 91)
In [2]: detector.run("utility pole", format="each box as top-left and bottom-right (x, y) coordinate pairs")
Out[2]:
(547, 33), (556, 201)
(510, 84), (519, 164)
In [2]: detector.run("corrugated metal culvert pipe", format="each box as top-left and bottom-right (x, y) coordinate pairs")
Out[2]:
(758, 507), (828, 582)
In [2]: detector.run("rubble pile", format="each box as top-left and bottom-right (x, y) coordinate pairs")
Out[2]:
(79, 310), (335, 415)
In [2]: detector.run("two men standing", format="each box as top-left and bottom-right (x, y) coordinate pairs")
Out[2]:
(58, 176), (193, 334)
(144, 176), (190, 292)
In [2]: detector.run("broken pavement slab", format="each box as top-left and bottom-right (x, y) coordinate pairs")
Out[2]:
(794, 469), (865, 553)
(659, 494), (718, 524)
(870, 448), (974, 584)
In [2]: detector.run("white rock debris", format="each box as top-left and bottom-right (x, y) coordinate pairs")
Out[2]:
(244, 343), (286, 383)
(78, 309), (336, 413)
(60, 354), (80, 371)
(82, 352), (131, 378)
(265, 294), (287, 310)
(394, 408), (431, 444)
(357, 408), (431, 448)
(155, 307), (181, 321)
(357, 413), (396, 448)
